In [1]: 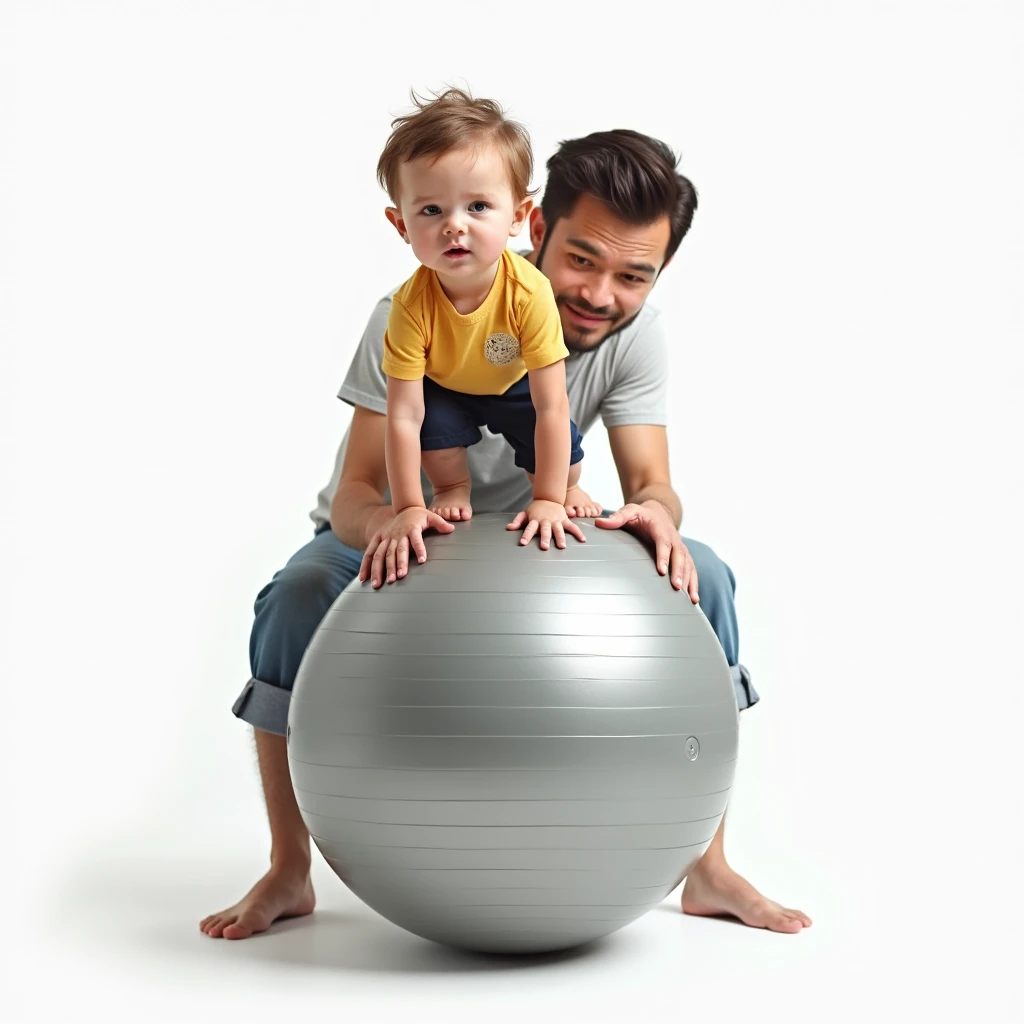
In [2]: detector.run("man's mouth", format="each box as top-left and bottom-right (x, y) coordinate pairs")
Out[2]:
(565, 302), (611, 326)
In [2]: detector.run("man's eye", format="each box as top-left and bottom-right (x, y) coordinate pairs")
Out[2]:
(470, 201), (488, 212)
(423, 205), (441, 216)
(571, 254), (591, 267)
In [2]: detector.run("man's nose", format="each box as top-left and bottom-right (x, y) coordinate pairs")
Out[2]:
(579, 275), (614, 310)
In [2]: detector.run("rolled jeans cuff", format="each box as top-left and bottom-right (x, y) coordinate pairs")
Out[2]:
(232, 677), (290, 736)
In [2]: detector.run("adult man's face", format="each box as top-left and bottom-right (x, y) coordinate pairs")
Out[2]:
(529, 192), (672, 353)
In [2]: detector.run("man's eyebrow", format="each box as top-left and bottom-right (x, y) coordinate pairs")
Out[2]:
(566, 237), (656, 276)
(567, 237), (602, 258)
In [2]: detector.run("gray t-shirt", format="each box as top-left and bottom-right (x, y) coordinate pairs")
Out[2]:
(309, 261), (669, 531)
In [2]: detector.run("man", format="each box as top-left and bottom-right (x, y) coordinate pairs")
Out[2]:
(201, 129), (812, 940)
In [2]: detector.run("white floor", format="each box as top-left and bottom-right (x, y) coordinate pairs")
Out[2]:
(15, 704), (1021, 1024)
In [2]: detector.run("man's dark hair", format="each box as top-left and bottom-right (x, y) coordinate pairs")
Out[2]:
(539, 129), (698, 265)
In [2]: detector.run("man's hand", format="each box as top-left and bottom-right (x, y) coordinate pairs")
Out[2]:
(358, 506), (455, 588)
(595, 501), (699, 602)
(506, 499), (586, 551)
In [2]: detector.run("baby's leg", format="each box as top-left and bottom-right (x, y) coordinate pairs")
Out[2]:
(422, 447), (473, 521)
(564, 463), (603, 518)
(522, 463), (600, 517)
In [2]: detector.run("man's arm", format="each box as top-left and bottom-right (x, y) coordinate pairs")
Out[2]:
(330, 406), (394, 550)
(599, 423), (697, 600)
(607, 423), (682, 526)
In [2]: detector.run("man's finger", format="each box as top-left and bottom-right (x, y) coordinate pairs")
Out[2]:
(669, 541), (688, 593)
(595, 504), (643, 528)
(688, 565), (700, 604)
(594, 508), (624, 527)
(654, 534), (673, 576)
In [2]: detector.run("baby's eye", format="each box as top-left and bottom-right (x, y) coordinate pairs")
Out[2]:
(470, 201), (489, 213)
(422, 205), (442, 216)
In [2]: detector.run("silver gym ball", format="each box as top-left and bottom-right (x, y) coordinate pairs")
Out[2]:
(287, 513), (739, 954)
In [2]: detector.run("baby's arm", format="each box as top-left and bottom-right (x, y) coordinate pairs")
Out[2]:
(385, 376), (427, 513)
(359, 376), (454, 586)
(527, 360), (572, 507)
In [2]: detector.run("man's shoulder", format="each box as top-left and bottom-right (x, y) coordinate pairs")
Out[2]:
(602, 300), (665, 356)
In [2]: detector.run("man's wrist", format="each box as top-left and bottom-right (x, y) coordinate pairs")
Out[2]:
(638, 497), (680, 527)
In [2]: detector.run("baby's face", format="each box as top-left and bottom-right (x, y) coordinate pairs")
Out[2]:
(393, 145), (526, 278)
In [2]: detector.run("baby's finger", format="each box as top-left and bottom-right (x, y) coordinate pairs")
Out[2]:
(395, 535), (410, 580)
(371, 538), (388, 589)
(563, 520), (586, 543)
(410, 528), (428, 565)
(385, 538), (399, 585)
(538, 519), (553, 551)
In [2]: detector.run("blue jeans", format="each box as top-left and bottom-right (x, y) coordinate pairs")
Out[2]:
(232, 523), (760, 736)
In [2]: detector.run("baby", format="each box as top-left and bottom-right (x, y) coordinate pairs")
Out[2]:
(374, 87), (600, 560)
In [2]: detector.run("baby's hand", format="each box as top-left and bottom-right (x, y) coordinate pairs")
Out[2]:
(359, 507), (454, 588)
(564, 487), (603, 519)
(506, 499), (586, 551)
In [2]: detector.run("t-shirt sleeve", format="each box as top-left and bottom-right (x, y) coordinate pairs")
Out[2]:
(337, 296), (394, 413)
(599, 310), (669, 427)
(380, 296), (428, 381)
(517, 282), (570, 370)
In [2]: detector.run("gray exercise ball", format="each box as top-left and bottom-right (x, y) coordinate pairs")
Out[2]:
(287, 512), (739, 954)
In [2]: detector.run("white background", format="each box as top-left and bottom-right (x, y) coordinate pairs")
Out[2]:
(3, 1), (1022, 1021)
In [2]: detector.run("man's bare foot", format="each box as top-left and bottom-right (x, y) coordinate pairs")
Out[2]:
(200, 865), (315, 940)
(681, 862), (812, 933)
(429, 485), (473, 522)
(564, 486), (602, 518)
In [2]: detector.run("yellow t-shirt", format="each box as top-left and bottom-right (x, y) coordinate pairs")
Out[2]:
(381, 249), (569, 395)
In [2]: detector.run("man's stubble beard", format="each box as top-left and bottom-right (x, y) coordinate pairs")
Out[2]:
(535, 232), (640, 355)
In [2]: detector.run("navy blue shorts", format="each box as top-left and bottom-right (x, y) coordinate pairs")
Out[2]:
(420, 375), (584, 474)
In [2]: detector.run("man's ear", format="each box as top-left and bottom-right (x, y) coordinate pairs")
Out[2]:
(385, 206), (410, 243)
(507, 198), (533, 238)
(528, 206), (547, 253)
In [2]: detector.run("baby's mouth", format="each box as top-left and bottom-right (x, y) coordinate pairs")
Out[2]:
(444, 246), (470, 257)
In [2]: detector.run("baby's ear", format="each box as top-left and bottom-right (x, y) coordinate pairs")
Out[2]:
(385, 207), (410, 243)
(508, 198), (533, 238)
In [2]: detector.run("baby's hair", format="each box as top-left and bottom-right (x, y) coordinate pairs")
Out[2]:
(377, 86), (536, 206)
